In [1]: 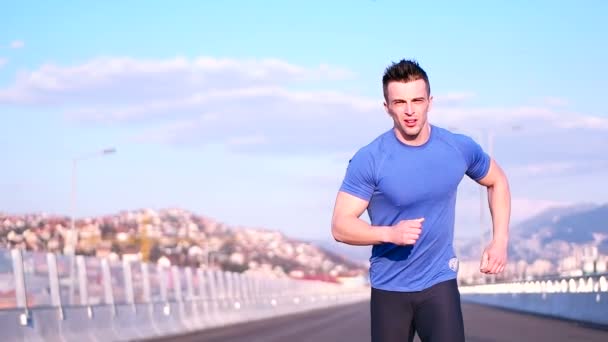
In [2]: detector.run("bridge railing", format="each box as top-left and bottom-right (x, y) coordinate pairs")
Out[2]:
(0, 248), (369, 342)
(459, 273), (608, 326)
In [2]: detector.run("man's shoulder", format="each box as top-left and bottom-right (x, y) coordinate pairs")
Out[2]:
(351, 129), (394, 158)
(432, 124), (465, 140)
(431, 125), (488, 172)
(432, 125), (476, 150)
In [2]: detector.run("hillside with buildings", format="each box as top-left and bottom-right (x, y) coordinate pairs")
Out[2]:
(4, 203), (606, 286)
(456, 203), (608, 285)
(0, 208), (367, 283)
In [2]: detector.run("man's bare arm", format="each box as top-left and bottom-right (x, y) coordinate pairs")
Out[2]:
(331, 191), (423, 246)
(477, 159), (511, 274)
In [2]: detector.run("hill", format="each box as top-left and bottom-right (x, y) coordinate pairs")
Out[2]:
(0, 208), (367, 280)
(458, 203), (608, 264)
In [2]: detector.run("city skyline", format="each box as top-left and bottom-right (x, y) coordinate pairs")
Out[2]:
(1, 0), (607, 243)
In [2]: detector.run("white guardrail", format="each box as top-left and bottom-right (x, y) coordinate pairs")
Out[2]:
(459, 274), (608, 326)
(0, 248), (370, 342)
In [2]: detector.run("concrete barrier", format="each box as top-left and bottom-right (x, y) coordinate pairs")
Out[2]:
(460, 274), (608, 327)
(90, 305), (121, 342)
(0, 246), (370, 342)
(0, 310), (31, 342)
(131, 304), (156, 339)
(462, 292), (608, 326)
(60, 306), (97, 342)
(150, 302), (181, 337)
(113, 305), (145, 340)
(29, 308), (63, 342)
(0, 291), (371, 341)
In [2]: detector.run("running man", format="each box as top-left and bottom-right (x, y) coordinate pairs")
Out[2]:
(331, 59), (511, 342)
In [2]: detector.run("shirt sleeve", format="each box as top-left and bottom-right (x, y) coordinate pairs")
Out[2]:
(458, 135), (491, 181)
(339, 148), (376, 201)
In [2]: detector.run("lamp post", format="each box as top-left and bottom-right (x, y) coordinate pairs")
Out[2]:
(448, 125), (520, 266)
(66, 147), (116, 255)
(66, 147), (116, 305)
(477, 126), (521, 256)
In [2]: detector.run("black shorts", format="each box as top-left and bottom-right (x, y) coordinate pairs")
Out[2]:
(370, 279), (465, 342)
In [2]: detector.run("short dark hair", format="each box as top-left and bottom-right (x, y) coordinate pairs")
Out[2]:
(382, 59), (430, 100)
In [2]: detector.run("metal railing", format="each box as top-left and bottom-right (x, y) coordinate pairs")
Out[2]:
(459, 273), (608, 295)
(0, 248), (369, 342)
(459, 273), (608, 326)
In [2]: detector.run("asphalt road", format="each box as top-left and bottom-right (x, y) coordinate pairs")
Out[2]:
(142, 301), (608, 342)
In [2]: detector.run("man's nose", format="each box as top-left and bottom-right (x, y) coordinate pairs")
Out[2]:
(405, 103), (414, 115)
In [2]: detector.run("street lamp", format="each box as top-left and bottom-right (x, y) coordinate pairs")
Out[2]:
(66, 147), (115, 305)
(448, 125), (521, 259)
(66, 147), (117, 255)
(476, 126), (521, 256)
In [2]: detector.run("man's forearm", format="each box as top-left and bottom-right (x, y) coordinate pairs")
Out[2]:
(487, 176), (511, 243)
(331, 215), (391, 246)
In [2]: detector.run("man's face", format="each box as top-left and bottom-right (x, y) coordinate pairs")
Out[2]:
(384, 79), (433, 142)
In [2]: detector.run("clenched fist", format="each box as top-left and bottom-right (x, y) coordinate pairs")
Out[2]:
(480, 239), (508, 274)
(389, 218), (424, 245)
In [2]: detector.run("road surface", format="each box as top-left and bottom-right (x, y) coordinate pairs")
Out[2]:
(140, 301), (608, 342)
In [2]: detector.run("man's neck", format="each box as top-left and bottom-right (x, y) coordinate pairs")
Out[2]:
(394, 124), (431, 146)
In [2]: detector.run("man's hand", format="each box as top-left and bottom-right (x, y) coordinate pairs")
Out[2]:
(480, 239), (508, 274)
(388, 218), (424, 245)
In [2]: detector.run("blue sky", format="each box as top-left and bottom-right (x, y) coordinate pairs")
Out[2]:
(1, 0), (607, 249)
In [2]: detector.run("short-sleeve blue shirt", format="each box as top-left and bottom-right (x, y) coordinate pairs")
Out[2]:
(339, 125), (490, 292)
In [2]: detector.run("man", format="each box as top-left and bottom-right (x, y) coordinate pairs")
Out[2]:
(331, 59), (510, 342)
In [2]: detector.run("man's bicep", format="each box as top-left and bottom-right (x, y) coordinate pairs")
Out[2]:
(333, 191), (369, 219)
(475, 159), (505, 187)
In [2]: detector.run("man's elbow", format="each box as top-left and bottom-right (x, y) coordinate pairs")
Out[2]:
(493, 172), (510, 190)
(481, 167), (510, 190)
(332, 232), (343, 243)
(331, 217), (345, 243)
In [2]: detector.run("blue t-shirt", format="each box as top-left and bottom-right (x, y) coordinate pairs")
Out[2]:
(339, 125), (490, 292)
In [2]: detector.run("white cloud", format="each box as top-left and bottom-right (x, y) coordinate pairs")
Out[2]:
(509, 161), (579, 177)
(226, 134), (269, 147)
(435, 91), (476, 103)
(507, 160), (608, 178)
(124, 89), (384, 154)
(65, 86), (378, 124)
(10, 40), (24, 49)
(556, 114), (608, 130)
(541, 96), (569, 107)
(0, 55), (607, 159)
(0, 56), (354, 105)
(511, 198), (575, 223)
(455, 190), (576, 234)
(431, 105), (608, 132)
(0, 58), (6, 68)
